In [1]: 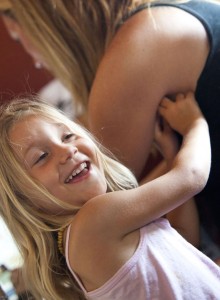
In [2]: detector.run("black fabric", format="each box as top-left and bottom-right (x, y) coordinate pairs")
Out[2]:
(126, 1), (220, 241)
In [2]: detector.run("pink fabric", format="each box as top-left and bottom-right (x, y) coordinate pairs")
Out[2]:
(65, 218), (220, 300)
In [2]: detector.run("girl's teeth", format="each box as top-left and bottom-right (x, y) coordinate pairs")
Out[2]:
(66, 162), (87, 183)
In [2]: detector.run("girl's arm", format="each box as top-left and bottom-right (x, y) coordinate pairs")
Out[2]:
(83, 92), (210, 237)
(140, 117), (200, 247)
(69, 92), (210, 288)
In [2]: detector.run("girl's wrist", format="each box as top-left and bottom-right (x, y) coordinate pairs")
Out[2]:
(182, 116), (207, 136)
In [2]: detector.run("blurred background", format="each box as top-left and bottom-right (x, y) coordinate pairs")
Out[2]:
(0, 17), (52, 103)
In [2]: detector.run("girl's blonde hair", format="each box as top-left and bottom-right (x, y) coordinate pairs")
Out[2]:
(0, 97), (137, 300)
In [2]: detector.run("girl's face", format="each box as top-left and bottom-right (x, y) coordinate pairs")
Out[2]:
(9, 115), (107, 214)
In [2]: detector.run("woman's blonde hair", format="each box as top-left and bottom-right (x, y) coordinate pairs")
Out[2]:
(1, 0), (184, 113)
(0, 0), (191, 116)
(0, 96), (137, 300)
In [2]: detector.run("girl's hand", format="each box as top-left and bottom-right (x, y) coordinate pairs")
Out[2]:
(154, 115), (179, 163)
(158, 92), (204, 136)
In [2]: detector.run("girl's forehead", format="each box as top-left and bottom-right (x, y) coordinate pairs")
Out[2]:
(9, 115), (74, 153)
(12, 114), (66, 128)
(9, 114), (80, 140)
(10, 115), (57, 137)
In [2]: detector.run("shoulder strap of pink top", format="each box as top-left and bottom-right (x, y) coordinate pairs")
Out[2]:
(65, 224), (88, 293)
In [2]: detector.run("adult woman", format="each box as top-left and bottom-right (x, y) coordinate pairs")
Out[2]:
(0, 0), (220, 246)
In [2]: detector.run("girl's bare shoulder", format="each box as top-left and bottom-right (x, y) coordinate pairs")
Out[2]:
(64, 195), (140, 291)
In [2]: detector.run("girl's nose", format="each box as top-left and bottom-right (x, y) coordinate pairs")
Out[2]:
(59, 144), (78, 164)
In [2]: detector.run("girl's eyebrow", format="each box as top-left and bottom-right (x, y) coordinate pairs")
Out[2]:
(16, 136), (40, 157)
(24, 141), (37, 155)
(10, 136), (33, 153)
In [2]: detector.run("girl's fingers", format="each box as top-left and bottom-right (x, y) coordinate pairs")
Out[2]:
(162, 119), (172, 133)
(159, 97), (173, 108)
(175, 93), (185, 101)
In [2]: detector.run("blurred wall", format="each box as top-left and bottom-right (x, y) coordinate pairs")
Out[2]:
(0, 18), (52, 103)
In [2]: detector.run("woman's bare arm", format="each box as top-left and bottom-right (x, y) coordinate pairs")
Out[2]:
(88, 6), (209, 179)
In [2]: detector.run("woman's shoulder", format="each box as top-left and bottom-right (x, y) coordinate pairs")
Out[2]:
(110, 5), (206, 45)
(93, 4), (209, 96)
(90, 4), (209, 108)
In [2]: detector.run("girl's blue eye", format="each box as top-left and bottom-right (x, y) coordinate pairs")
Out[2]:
(35, 152), (48, 164)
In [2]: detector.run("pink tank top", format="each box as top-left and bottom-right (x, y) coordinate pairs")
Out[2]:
(65, 218), (220, 299)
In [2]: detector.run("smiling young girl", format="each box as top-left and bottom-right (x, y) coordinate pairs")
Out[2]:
(0, 93), (219, 300)
(2, 1), (220, 246)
